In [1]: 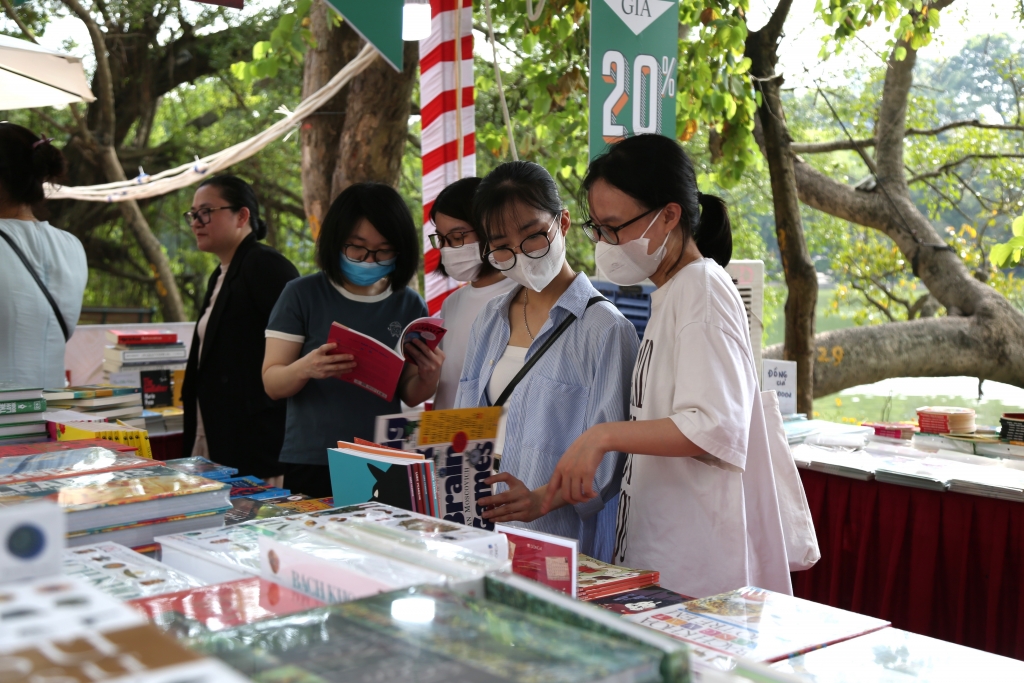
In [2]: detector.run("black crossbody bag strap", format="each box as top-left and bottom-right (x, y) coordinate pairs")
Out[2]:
(492, 295), (607, 408)
(0, 229), (70, 342)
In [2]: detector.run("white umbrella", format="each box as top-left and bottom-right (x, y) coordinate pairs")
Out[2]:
(0, 34), (95, 110)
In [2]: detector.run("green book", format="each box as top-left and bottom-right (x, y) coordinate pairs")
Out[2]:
(0, 399), (47, 415)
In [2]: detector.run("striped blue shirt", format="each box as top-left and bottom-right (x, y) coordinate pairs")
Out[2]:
(455, 273), (639, 561)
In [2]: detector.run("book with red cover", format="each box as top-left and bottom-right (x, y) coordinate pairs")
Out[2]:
(0, 438), (138, 457)
(129, 577), (323, 638)
(577, 554), (659, 600)
(496, 524), (577, 597)
(106, 329), (179, 345)
(327, 322), (405, 402)
(399, 317), (447, 366)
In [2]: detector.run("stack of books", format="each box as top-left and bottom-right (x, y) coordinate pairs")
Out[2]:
(0, 445), (151, 485)
(578, 554), (660, 600)
(863, 421), (919, 440)
(1000, 412), (1024, 442)
(0, 386), (47, 443)
(917, 406), (976, 434)
(49, 416), (153, 458)
(103, 329), (187, 379)
(0, 461), (231, 547)
(43, 385), (144, 423)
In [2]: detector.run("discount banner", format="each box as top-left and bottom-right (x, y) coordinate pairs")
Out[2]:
(589, 0), (680, 160)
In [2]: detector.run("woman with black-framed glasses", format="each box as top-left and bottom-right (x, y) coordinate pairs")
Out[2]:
(428, 177), (516, 410)
(452, 161), (639, 562)
(182, 175), (298, 484)
(262, 183), (443, 498)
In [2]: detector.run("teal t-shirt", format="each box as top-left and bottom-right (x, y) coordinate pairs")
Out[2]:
(266, 272), (427, 465)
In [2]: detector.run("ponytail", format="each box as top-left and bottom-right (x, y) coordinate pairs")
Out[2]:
(695, 192), (732, 267)
(0, 123), (66, 206)
(581, 134), (733, 267)
(197, 175), (267, 240)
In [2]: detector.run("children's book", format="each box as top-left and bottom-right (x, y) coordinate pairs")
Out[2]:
(0, 465), (230, 532)
(162, 456), (238, 480)
(63, 541), (205, 600)
(129, 577), (324, 639)
(577, 554), (660, 600)
(0, 446), (150, 484)
(496, 524), (577, 596)
(771, 626), (1024, 682)
(590, 586), (690, 616)
(626, 587), (890, 667)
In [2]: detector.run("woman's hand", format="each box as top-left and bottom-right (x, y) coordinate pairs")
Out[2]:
(542, 424), (609, 513)
(404, 339), (445, 386)
(300, 343), (356, 380)
(479, 472), (543, 523)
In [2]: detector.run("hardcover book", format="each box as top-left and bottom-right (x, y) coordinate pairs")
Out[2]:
(67, 508), (230, 548)
(0, 397), (45, 415)
(105, 329), (178, 345)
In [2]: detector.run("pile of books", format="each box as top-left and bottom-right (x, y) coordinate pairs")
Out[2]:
(578, 554), (661, 600)
(0, 385), (47, 443)
(0, 443), (231, 547)
(48, 416), (153, 458)
(103, 328), (187, 380)
(917, 406), (976, 434)
(44, 385), (144, 424)
(862, 421), (918, 440)
(1000, 412), (1024, 442)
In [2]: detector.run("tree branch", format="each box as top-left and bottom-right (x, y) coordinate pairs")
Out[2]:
(1, 0), (37, 42)
(791, 119), (1024, 154)
(791, 138), (874, 154)
(907, 153), (1024, 183)
(62, 0), (116, 141)
(850, 281), (897, 321)
(763, 0), (795, 46)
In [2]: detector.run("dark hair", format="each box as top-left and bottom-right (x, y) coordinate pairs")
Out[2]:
(197, 175), (267, 240)
(429, 177), (497, 279)
(316, 182), (420, 290)
(0, 123), (66, 206)
(473, 161), (563, 243)
(580, 134), (732, 267)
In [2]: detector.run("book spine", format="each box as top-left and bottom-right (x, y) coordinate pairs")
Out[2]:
(422, 461), (437, 518)
(410, 465), (424, 514)
(116, 349), (187, 361)
(0, 399), (46, 415)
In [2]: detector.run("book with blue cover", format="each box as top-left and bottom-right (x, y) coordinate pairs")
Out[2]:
(163, 457), (239, 481)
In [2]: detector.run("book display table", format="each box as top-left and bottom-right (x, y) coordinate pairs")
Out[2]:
(793, 468), (1024, 659)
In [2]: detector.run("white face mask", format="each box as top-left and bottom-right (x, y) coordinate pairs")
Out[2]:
(503, 217), (566, 292)
(594, 209), (666, 286)
(440, 245), (483, 282)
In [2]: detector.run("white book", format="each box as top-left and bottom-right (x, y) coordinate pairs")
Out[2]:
(104, 344), (187, 362)
(63, 541), (205, 600)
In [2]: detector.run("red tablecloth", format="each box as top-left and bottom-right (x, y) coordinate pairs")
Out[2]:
(793, 469), (1024, 659)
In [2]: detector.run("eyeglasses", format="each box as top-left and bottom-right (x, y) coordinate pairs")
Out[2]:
(484, 217), (558, 272)
(343, 244), (398, 263)
(581, 207), (659, 245)
(429, 230), (477, 250)
(183, 206), (238, 226)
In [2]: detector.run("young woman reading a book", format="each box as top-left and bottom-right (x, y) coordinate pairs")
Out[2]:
(455, 161), (639, 562)
(181, 175), (299, 486)
(262, 183), (444, 498)
(542, 135), (791, 598)
(429, 177), (517, 410)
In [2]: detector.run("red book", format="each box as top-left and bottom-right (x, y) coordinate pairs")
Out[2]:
(326, 323), (405, 402)
(129, 577), (323, 633)
(106, 329), (178, 345)
(0, 438), (138, 457)
(496, 524), (578, 597)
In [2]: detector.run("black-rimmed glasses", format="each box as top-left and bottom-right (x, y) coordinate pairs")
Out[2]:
(183, 206), (238, 226)
(428, 230), (477, 250)
(343, 244), (397, 263)
(484, 218), (557, 272)
(581, 207), (659, 245)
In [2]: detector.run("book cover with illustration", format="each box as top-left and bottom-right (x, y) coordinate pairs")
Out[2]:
(578, 554), (660, 600)
(0, 465), (230, 532)
(63, 541), (205, 601)
(590, 586), (689, 616)
(496, 524), (577, 596)
(163, 456), (238, 480)
(0, 447), (150, 485)
(374, 411), (424, 449)
(130, 577), (324, 639)
(626, 586), (890, 667)
(328, 442), (435, 515)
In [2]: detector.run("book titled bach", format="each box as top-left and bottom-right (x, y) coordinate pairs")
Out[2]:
(326, 319), (446, 402)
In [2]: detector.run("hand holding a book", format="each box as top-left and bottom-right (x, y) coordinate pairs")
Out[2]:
(479, 472), (545, 523)
(301, 343), (356, 380)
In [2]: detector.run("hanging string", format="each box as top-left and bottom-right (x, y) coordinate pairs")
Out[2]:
(484, 0), (519, 161)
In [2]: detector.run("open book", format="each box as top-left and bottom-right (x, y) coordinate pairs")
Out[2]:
(327, 318), (447, 402)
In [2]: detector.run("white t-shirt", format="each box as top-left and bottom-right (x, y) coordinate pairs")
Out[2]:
(615, 258), (791, 598)
(0, 219), (87, 389)
(434, 277), (517, 410)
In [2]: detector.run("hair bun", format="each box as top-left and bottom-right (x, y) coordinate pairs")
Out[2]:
(254, 217), (268, 240)
(31, 142), (67, 184)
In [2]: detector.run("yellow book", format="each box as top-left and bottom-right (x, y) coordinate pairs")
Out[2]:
(54, 420), (153, 460)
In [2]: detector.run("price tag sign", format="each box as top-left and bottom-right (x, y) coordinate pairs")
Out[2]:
(589, 0), (679, 160)
(762, 359), (798, 416)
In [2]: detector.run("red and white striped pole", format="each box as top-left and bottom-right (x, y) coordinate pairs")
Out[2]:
(419, 0), (475, 314)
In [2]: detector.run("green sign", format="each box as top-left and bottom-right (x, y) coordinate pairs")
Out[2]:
(324, 0), (404, 72)
(589, 0), (680, 160)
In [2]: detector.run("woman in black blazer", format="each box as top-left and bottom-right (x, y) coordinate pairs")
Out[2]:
(181, 175), (299, 483)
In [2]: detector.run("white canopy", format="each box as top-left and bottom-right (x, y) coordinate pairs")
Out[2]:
(0, 34), (95, 110)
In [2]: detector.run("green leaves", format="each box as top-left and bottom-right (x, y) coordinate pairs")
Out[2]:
(231, 1), (313, 83)
(991, 217), (1024, 268)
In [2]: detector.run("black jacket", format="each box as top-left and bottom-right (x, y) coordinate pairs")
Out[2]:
(181, 234), (299, 476)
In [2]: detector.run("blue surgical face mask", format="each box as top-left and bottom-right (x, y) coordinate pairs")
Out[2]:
(340, 253), (396, 287)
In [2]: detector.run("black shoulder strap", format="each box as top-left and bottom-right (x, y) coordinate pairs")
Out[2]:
(493, 295), (607, 408)
(0, 228), (70, 342)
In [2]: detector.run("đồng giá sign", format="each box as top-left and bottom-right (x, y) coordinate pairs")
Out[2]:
(589, 0), (680, 160)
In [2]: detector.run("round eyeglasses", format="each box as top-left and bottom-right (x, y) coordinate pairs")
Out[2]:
(183, 206), (238, 226)
(581, 207), (659, 245)
(343, 244), (397, 263)
(428, 230), (477, 250)
(484, 217), (558, 272)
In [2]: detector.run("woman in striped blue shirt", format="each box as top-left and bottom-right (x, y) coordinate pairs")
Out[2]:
(454, 161), (639, 562)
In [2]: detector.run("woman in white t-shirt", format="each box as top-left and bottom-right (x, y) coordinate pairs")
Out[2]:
(428, 177), (516, 410)
(543, 134), (791, 598)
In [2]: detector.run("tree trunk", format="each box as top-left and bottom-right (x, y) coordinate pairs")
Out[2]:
(745, 1), (818, 414)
